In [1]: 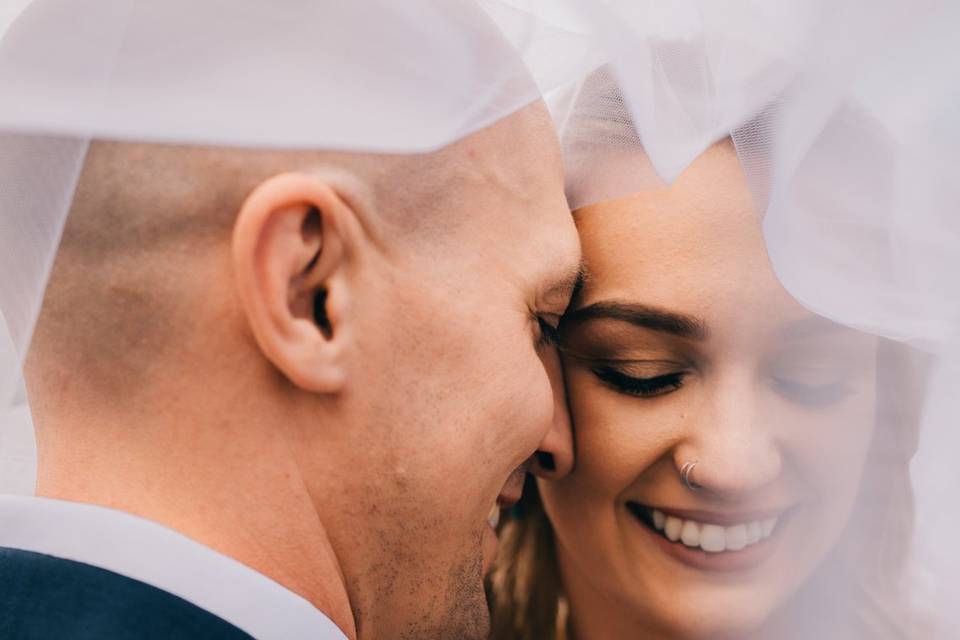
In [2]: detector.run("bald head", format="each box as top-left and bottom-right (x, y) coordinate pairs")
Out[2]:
(25, 101), (562, 401)
(20, 98), (580, 640)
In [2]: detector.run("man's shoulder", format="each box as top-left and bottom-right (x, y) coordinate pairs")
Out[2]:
(0, 497), (348, 640)
(0, 546), (253, 640)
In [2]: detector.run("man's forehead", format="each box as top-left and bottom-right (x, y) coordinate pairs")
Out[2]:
(456, 102), (562, 192)
(525, 218), (583, 313)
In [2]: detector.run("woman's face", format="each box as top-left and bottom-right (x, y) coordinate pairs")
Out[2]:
(544, 143), (879, 638)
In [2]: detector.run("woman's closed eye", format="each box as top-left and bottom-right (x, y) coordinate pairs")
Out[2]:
(591, 365), (687, 398)
(769, 375), (853, 407)
(767, 354), (863, 407)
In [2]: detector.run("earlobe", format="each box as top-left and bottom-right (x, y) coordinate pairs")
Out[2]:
(232, 172), (353, 394)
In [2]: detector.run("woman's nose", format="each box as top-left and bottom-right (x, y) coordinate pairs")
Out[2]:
(674, 369), (782, 498)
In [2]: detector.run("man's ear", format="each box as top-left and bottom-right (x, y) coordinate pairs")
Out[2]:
(232, 172), (355, 393)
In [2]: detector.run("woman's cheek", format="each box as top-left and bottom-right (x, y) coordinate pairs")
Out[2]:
(541, 368), (624, 533)
(552, 365), (673, 509)
(775, 388), (878, 571)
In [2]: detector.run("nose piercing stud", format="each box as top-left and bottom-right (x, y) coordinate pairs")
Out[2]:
(680, 460), (702, 491)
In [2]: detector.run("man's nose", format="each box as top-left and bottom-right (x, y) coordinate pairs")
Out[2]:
(531, 345), (574, 479)
(673, 368), (782, 498)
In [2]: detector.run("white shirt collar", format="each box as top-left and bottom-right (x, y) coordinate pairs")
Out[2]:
(0, 495), (348, 640)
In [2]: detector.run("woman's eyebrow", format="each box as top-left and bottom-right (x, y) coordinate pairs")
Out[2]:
(563, 300), (708, 341)
(780, 315), (867, 340)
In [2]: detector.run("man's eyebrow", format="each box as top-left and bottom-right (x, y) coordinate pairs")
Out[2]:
(563, 300), (708, 340)
(544, 263), (586, 306)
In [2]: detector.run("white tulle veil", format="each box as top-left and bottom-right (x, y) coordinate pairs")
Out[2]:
(2, 0), (958, 637)
(549, 1), (957, 636)
(0, 0), (594, 492)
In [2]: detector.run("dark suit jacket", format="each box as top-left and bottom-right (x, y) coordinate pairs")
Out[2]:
(0, 547), (253, 639)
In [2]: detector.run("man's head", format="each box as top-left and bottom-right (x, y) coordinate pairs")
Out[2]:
(25, 100), (581, 639)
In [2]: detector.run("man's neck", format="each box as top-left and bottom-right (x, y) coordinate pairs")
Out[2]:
(35, 418), (357, 639)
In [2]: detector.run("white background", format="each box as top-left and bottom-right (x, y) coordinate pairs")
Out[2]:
(0, 0), (37, 495)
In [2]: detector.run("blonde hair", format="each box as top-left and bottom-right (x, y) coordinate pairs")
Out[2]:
(487, 477), (569, 640)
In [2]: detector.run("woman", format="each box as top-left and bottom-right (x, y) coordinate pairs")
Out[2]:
(488, 83), (927, 638)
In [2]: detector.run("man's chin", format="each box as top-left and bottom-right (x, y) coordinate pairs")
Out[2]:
(434, 536), (492, 640)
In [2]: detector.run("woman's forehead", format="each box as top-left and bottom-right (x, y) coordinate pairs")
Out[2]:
(575, 199), (771, 295)
(570, 205), (880, 353)
(570, 175), (811, 334)
(574, 142), (757, 254)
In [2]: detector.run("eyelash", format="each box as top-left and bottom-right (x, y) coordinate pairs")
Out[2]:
(536, 317), (561, 348)
(591, 366), (686, 398)
(592, 367), (850, 405)
(770, 377), (853, 407)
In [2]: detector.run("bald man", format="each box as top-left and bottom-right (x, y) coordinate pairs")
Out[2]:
(0, 98), (581, 640)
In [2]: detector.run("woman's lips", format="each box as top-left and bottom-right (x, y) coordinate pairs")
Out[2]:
(641, 504), (788, 528)
(626, 501), (792, 572)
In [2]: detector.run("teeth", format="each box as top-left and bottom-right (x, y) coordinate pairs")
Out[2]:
(664, 516), (682, 542)
(699, 524), (725, 552)
(761, 518), (776, 537)
(648, 508), (779, 554)
(488, 504), (500, 529)
(725, 524), (747, 551)
(680, 520), (701, 547)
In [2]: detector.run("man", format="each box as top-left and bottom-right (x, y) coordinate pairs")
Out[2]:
(0, 3), (581, 640)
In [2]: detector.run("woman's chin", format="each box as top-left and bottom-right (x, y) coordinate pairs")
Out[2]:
(620, 571), (791, 640)
(652, 599), (775, 640)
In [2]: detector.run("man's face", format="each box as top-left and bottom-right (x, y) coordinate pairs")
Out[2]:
(311, 103), (581, 639)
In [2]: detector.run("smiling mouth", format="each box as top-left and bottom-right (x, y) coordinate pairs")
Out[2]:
(488, 503), (502, 529)
(627, 502), (782, 554)
(488, 465), (528, 531)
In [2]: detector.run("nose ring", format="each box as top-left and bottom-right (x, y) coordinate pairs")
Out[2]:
(680, 460), (701, 491)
